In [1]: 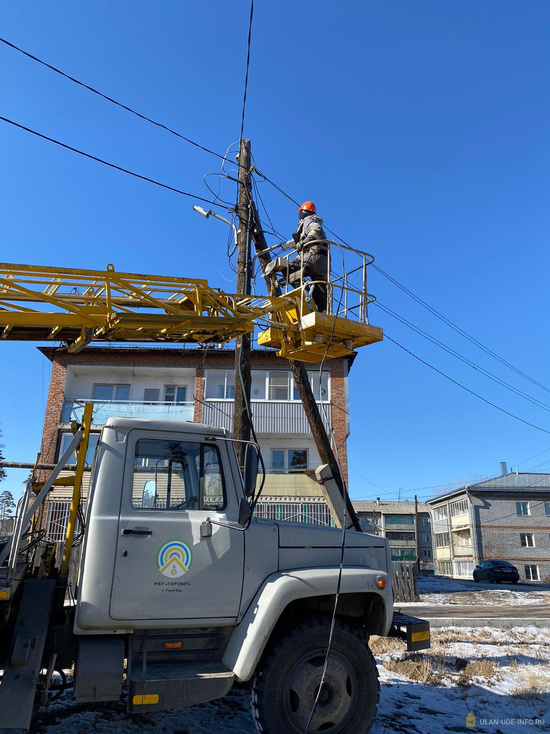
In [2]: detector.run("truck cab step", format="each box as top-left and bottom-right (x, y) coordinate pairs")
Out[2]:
(128, 662), (234, 712)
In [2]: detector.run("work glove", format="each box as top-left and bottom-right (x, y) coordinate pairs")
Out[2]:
(295, 240), (303, 252)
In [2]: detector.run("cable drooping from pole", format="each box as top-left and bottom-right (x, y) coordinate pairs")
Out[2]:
(0, 116), (232, 210)
(385, 333), (550, 435)
(239, 0), (254, 143)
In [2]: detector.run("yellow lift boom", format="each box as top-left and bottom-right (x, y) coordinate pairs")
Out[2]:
(0, 256), (382, 362)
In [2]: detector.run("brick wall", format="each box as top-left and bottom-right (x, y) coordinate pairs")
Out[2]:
(40, 359), (67, 465)
(328, 358), (349, 484)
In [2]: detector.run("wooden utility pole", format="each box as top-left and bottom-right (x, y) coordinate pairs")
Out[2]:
(249, 201), (361, 531)
(414, 494), (420, 575)
(233, 138), (253, 468)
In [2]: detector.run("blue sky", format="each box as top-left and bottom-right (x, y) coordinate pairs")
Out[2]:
(1, 1), (550, 502)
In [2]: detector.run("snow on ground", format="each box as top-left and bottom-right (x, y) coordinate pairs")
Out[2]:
(416, 576), (550, 606)
(34, 626), (550, 734)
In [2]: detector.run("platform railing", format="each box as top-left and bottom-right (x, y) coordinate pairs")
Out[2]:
(261, 239), (376, 321)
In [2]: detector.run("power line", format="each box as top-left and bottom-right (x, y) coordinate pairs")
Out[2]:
(374, 300), (550, 415)
(372, 263), (550, 396)
(239, 0), (254, 143)
(384, 332), (550, 436)
(254, 173), (550, 431)
(0, 116), (233, 210)
(0, 37), (229, 164)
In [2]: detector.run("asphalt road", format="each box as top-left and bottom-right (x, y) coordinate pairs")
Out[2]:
(398, 578), (550, 620)
(396, 603), (550, 618)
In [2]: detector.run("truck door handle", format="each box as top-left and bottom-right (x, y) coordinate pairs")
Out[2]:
(121, 528), (152, 537)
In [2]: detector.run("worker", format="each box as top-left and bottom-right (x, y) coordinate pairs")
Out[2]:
(286, 201), (329, 313)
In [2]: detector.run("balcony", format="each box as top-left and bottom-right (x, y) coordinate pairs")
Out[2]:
(201, 400), (332, 434)
(453, 545), (473, 557)
(62, 400), (194, 425)
(385, 539), (416, 548)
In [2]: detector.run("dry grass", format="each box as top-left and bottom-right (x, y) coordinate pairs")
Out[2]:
(455, 659), (498, 685)
(369, 635), (404, 655)
(383, 654), (447, 685)
(511, 668), (548, 700)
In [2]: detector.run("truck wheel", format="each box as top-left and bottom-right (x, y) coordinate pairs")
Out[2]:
(251, 616), (379, 734)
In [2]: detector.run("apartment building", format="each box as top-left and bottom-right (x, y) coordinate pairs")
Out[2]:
(39, 345), (354, 537)
(427, 467), (550, 582)
(353, 499), (433, 573)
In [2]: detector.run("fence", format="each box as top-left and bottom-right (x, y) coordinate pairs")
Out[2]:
(391, 561), (419, 602)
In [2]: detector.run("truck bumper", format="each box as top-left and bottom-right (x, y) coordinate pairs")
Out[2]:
(389, 611), (431, 651)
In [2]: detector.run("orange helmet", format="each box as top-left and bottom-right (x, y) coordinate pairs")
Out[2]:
(298, 201), (316, 215)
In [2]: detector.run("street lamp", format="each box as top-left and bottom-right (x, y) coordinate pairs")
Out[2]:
(193, 205), (238, 247)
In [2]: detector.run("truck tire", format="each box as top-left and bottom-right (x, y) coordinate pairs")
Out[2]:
(250, 615), (379, 734)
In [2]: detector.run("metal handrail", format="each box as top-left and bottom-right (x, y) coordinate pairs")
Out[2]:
(270, 239), (376, 322)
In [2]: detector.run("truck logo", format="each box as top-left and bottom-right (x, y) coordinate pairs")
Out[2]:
(157, 540), (193, 578)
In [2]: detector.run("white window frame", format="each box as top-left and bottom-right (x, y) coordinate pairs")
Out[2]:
(433, 506), (448, 522)
(450, 498), (468, 517)
(435, 532), (450, 548)
(525, 564), (539, 581)
(164, 385), (188, 404)
(516, 501), (530, 517)
(520, 533), (535, 548)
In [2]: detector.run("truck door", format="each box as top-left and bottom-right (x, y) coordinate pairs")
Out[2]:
(110, 429), (245, 623)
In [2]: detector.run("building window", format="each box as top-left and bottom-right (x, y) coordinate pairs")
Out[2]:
(525, 564), (539, 581)
(143, 388), (160, 403)
(384, 515), (414, 526)
(271, 449), (308, 472)
(433, 506), (448, 522)
(385, 531), (415, 541)
(516, 502), (530, 516)
(92, 384), (130, 401)
(545, 502), (550, 516)
(420, 517), (430, 528)
(422, 533), (431, 543)
(391, 548), (416, 561)
(164, 385), (187, 403)
(59, 432), (100, 465)
(436, 560), (452, 576)
(454, 561), (474, 577)
(520, 533), (535, 548)
(435, 532), (450, 548)
(450, 498), (468, 517)
(422, 549), (432, 559)
(306, 371), (329, 401)
(268, 372), (291, 400)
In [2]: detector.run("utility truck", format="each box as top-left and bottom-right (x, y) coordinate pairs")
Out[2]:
(0, 257), (429, 733)
(0, 413), (429, 734)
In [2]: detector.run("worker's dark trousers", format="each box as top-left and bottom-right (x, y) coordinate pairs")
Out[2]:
(288, 253), (328, 313)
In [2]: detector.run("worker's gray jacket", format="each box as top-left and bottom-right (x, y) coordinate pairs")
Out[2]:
(293, 214), (328, 259)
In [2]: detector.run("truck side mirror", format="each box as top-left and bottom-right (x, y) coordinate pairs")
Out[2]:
(243, 443), (259, 498)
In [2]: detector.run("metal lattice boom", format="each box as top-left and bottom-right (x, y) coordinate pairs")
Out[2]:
(0, 262), (290, 353)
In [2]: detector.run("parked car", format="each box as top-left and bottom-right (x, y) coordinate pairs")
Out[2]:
(473, 560), (519, 584)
